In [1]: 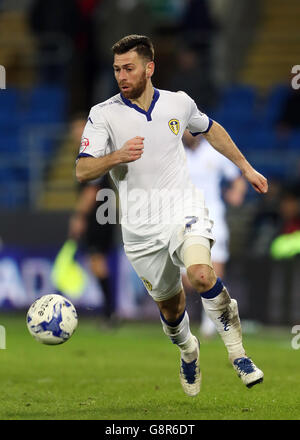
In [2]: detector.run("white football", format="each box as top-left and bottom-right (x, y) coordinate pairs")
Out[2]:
(26, 294), (78, 345)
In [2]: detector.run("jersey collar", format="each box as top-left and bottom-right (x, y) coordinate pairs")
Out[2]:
(120, 88), (160, 122)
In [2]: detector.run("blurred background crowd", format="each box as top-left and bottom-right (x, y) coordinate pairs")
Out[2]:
(0, 0), (300, 327)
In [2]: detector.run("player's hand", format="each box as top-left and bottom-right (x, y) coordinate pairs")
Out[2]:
(243, 168), (268, 194)
(117, 136), (144, 163)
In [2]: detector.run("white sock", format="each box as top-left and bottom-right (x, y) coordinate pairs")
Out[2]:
(201, 279), (246, 362)
(160, 310), (198, 362)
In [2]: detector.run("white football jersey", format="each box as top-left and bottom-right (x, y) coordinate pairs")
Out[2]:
(77, 88), (213, 248)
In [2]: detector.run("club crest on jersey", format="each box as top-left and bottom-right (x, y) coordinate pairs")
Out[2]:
(168, 119), (180, 135)
(141, 277), (152, 291)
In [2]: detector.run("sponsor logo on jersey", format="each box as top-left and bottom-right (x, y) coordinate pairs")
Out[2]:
(81, 136), (89, 151)
(141, 277), (152, 291)
(168, 119), (180, 135)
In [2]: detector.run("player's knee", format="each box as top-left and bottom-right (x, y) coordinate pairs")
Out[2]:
(187, 264), (217, 293)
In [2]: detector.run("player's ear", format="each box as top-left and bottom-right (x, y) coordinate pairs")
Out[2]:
(146, 61), (155, 78)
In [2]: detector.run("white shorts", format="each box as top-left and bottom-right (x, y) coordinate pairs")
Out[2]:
(124, 213), (214, 302)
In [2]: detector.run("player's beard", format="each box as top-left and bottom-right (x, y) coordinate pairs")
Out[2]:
(120, 70), (147, 100)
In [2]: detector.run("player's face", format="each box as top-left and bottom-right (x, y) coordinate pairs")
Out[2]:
(113, 51), (151, 100)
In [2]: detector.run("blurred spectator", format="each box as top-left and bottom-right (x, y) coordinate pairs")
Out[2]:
(93, 0), (154, 101)
(183, 131), (247, 278)
(68, 115), (118, 324)
(29, 0), (100, 112)
(270, 184), (300, 260)
(178, 0), (218, 108)
(248, 181), (300, 256)
(144, 0), (185, 24)
(169, 45), (213, 111)
(29, 0), (80, 83)
(180, 0), (217, 52)
(0, 4), (37, 87)
(278, 185), (300, 234)
(69, 175), (117, 324)
(276, 88), (300, 134)
(70, 0), (101, 112)
(182, 131), (247, 336)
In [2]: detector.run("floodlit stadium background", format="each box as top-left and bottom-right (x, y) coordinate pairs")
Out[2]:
(0, 0), (300, 326)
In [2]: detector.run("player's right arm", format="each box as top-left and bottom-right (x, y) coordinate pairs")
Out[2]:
(75, 106), (144, 183)
(76, 136), (144, 182)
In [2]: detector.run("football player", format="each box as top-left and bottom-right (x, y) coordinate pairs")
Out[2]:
(76, 35), (267, 395)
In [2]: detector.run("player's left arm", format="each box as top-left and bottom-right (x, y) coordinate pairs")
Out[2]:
(203, 121), (268, 194)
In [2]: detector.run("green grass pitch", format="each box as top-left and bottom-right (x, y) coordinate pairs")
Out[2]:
(0, 313), (299, 420)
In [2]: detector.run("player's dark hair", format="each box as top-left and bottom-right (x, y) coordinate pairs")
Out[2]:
(112, 35), (154, 62)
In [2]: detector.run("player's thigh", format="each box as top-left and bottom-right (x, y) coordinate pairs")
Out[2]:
(124, 245), (182, 302)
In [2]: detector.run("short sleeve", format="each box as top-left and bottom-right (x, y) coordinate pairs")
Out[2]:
(77, 106), (111, 160)
(183, 92), (213, 135)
